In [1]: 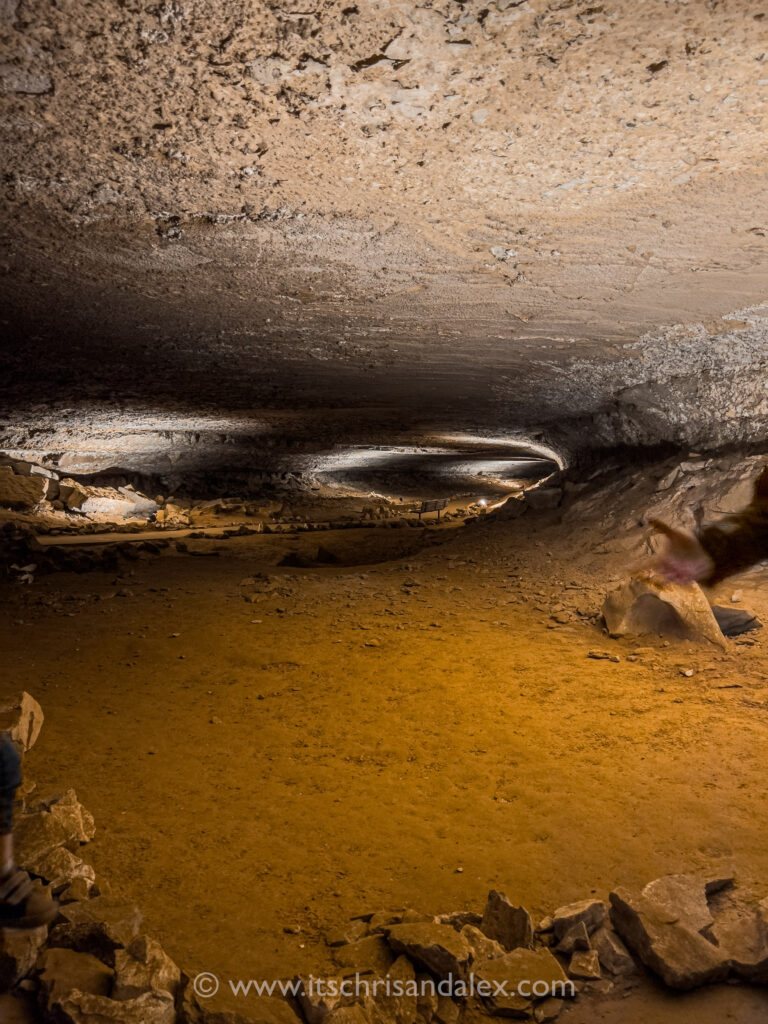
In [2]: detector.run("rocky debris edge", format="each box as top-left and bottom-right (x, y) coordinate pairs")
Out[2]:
(1, 692), (765, 1023)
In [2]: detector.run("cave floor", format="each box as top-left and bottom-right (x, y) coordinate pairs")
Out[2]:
(4, 517), (768, 1021)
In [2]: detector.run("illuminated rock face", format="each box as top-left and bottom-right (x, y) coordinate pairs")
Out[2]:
(1, 2), (768, 467)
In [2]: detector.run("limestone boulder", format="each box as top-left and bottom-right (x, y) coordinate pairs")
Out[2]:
(609, 875), (733, 989)
(0, 691), (44, 752)
(602, 571), (725, 647)
(533, 997), (563, 1023)
(0, 466), (48, 508)
(80, 496), (145, 519)
(480, 890), (534, 951)
(117, 488), (158, 518)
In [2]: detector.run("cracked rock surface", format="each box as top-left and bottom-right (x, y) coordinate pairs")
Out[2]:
(1, 2), (768, 471)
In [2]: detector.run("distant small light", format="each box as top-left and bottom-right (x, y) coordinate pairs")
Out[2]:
(478, 499), (487, 507)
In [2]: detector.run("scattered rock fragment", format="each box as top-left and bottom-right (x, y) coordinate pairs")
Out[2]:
(568, 949), (601, 980)
(552, 899), (606, 941)
(711, 605), (763, 637)
(435, 910), (483, 931)
(554, 920), (590, 956)
(326, 918), (368, 947)
(587, 650), (619, 663)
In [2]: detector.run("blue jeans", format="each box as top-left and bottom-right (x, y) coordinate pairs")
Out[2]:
(0, 735), (22, 835)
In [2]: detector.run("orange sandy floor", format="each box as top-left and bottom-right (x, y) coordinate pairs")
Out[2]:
(4, 521), (768, 1020)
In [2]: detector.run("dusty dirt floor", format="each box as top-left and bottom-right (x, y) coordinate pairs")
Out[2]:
(5, 478), (768, 1022)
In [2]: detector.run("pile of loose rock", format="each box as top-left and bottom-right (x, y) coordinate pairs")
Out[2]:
(0, 458), (159, 522)
(2, 691), (767, 1023)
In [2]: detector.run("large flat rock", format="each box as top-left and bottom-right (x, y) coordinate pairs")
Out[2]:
(609, 875), (733, 989)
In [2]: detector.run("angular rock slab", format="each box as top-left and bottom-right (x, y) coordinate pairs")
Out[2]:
(568, 950), (601, 980)
(609, 875), (733, 989)
(460, 924), (506, 964)
(709, 895), (768, 984)
(26, 846), (95, 895)
(15, 790), (95, 866)
(590, 926), (636, 976)
(554, 921), (590, 956)
(602, 571), (726, 647)
(386, 922), (473, 981)
(552, 900), (606, 941)
(474, 948), (570, 1018)
(480, 891), (535, 951)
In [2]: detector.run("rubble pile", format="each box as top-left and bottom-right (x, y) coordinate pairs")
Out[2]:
(0, 458), (159, 523)
(3, 691), (768, 1022)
